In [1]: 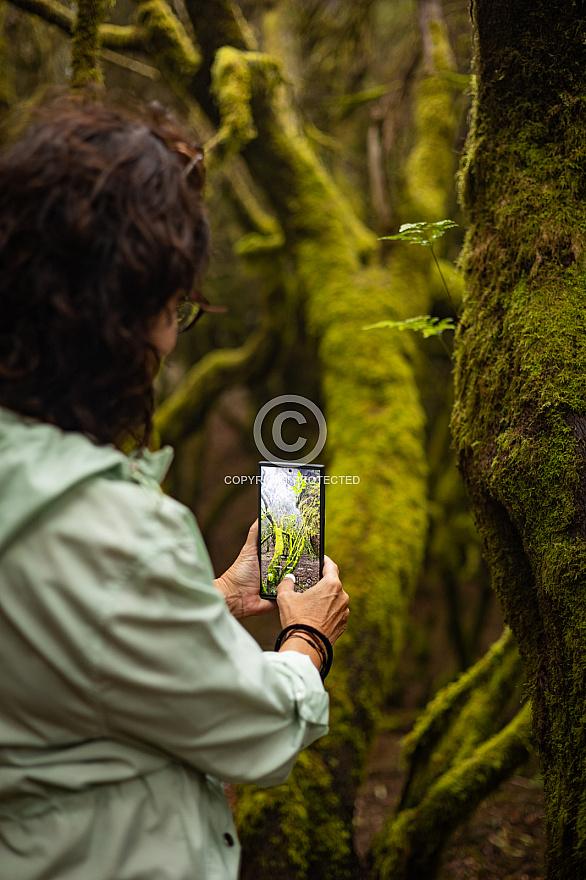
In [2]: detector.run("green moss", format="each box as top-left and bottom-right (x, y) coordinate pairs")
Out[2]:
(453, 4), (586, 872)
(233, 230), (284, 256)
(402, 631), (523, 809)
(371, 702), (533, 880)
(0, 3), (16, 113)
(453, 243), (586, 649)
(135, 0), (200, 94)
(237, 751), (353, 880)
(207, 47), (265, 165)
(403, 77), (457, 222)
(70, 0), (112, 88)
(402, 629), (515, 763)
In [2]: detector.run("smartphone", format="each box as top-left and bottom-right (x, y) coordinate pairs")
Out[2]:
(258, 461), (325, 599)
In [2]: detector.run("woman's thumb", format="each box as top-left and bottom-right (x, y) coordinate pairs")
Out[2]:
(276, 573), (296, 595)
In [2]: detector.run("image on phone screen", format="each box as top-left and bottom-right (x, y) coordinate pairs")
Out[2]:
(259, 461), (325, 599)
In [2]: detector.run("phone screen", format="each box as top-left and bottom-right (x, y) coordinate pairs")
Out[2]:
(258, 461), (325, 599)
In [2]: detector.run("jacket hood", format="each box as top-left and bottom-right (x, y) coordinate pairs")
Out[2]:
(0, 407), (173, 559)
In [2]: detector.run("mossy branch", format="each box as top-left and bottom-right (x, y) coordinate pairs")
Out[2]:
(205, 46), (280, 168)
(224, 159), (283, 243)
(134, 0), (200, 95)
(238, 750), (353, 880)
(370, 701), (533, 880)
(182, 0), (254, 65)
(182, 106), (285, 253)
(0, 3), (16, 112)
(6, 0), (145, 50)
(154, 314), (281, 447)
(70, 0), (111, 88)
(402, 627), (516, 768)
(6, 0), (202, 85)
(99, 46), (159, 79)
(181, 5), (376, 260)
(402, 8), (457, 221)
(399, 628), (523, 811)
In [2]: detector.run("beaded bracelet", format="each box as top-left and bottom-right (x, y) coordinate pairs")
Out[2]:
(274, 624), (333, 681)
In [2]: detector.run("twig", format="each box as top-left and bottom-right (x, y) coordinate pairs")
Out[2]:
(100, 46), (160, 79)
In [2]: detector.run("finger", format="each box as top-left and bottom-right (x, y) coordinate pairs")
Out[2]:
(322, 556), (339, 577)
(247, 519), (259, 540)
(276, 573), (296, 595)
(256, 597), (279, 615)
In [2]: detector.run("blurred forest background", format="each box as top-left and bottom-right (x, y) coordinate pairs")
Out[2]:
(0, 1), (546, 878)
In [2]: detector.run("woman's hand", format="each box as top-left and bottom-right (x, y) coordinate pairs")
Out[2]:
(214, 520), (275, 620)
(276, 556), (349, 646)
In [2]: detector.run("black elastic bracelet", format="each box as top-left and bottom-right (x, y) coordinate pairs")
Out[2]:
(291, 635), (326, 666)
(290, 634), (319, 653)
(274, 624), (333, 681)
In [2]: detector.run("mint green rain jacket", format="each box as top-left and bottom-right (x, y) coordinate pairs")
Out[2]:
(0, 407), (329, 880)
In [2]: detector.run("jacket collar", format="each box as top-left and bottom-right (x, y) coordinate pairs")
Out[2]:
(0, 407), (174, 557)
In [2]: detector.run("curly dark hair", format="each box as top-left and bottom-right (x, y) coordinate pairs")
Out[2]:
(0, 101), (209, 446)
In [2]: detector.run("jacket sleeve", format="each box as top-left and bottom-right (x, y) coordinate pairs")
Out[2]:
(95, 488), (330, 788)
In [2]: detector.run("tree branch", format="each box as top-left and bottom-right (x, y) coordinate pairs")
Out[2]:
(71, 0), (110, 87)
(370, 702), (533, 880)
(134, 0), (200, 95)
(399, 628), (523, 812)
(154, 305), (283, 447)
(100, 46), (160, 79)
(6, 0), (146, 50)
(204, 46), (269, 166)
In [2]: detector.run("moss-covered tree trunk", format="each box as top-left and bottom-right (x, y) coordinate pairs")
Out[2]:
(453, 3), (586, 876)
(166, 3), (459, 878)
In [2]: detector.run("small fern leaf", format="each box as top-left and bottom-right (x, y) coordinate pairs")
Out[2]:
(381, 219), (458, 246)
(363, 315), (456, 338)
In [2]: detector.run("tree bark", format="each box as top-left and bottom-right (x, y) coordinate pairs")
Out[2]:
(453, 2), (586, 876)
(70, 0), (109, 87)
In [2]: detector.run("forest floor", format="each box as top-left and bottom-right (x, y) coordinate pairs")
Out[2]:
(199, 387), (546, 879)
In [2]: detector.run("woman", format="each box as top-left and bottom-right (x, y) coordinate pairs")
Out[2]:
(0, 102), (349, 880)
